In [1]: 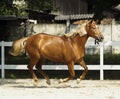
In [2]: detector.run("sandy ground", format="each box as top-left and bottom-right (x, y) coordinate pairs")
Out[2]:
(0, 79), (120, 99)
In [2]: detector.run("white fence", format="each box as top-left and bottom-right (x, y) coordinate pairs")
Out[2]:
(0, 41), (120, 80)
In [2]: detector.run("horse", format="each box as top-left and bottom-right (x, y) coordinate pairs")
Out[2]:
(9, 20), (104, 85)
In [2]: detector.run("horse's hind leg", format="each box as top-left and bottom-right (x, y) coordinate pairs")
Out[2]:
(77, 58), (88, 83)
(27, 58), (39, 86)
(59, 61), (75, 83)
(36, 59), (50, 85)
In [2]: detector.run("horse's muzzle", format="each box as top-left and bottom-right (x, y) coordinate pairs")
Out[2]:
(96, 34), (104, 41)
(98, 36), (104, 42)
(95, 36), (104, 44)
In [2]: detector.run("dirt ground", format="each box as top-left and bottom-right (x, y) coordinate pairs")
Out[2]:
(0, 79), (120, 99)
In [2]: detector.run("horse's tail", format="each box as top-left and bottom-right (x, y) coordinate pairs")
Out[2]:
(23, 39), (27, 47)
(21, 37), (29, 48)
(9, 36), (29, 56)
(20, 37), (29, 56)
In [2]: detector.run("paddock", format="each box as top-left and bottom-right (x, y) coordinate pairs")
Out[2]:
(0, 79), (120, 99)
(0, 37), (120, 99)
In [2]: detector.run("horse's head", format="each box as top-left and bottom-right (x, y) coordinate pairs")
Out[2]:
(86, 20), (104, 42)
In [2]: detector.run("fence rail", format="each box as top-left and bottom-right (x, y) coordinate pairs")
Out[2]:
(0, 41), (120, 80)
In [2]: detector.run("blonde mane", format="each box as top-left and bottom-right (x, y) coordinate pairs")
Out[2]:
(65, 20), (89, 37)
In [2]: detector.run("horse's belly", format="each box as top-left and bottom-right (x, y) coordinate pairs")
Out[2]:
(42, 53), (64, 62)
(40, 47), (65, 62)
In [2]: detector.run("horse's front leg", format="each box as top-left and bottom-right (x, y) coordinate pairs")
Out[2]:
(59, 61), (75, 83)
(77, 59), (88, 83)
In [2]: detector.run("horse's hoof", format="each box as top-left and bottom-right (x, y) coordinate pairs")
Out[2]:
(76, 79), (81, 84)
(33, 81), (39, 87)
(58, 79), (63, 83)
(46, 80), (51, 85)
(80, 76), (84, 80)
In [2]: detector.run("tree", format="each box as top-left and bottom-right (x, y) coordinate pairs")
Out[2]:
(25, 0), (53, 11)
(0, 0), (28, 16)
(0, 0), (18, 15)
(0, 0), (53, 16)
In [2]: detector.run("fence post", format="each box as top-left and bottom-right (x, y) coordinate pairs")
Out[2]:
(1, 41), (5, 78)
(100, 43), (104, 80)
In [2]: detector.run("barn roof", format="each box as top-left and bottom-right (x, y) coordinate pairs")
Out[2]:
(55, 14), (94, 21)
(26, 9), (55, 21)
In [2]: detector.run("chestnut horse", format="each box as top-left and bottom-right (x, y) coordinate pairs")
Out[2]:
(9, 20), (104, 85)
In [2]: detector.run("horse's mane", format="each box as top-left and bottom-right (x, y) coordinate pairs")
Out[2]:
(65, 20), (89, 38)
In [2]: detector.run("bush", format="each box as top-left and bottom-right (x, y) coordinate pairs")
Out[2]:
(4, 53), (120, 65)
(104, 53), (120, 65)
(85, 54), (120, 65)
(2, 53), (120, 79)
(84, 54), (100, 65)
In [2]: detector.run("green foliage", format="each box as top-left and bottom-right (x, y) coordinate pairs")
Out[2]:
(104, 53), (120, 65)
(85, 54), (120, 65)
(10, 74), (16, 79)
(5, 55), (29, 64)
(85, 54), (100, 65)
(0, 0), (53, 16)
(25, 0), (53, 11)
(2, 53), (120, 79)
(4, 54), (120, 65)
(0, 0), (18, 15)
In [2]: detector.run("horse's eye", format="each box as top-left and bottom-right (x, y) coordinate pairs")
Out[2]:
(92, 28), (96, 30)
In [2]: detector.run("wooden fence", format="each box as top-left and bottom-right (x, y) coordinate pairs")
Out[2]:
(0, 41), (120, 80)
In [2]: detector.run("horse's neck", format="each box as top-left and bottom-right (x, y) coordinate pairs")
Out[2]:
(73, 34), (88, 46)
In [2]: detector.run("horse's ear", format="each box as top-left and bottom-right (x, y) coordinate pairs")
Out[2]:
(90, 19), (94, 23)
(95, 20), (99, 23)
(91, 19), (100, 24)
(95, 20), (101, 24)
